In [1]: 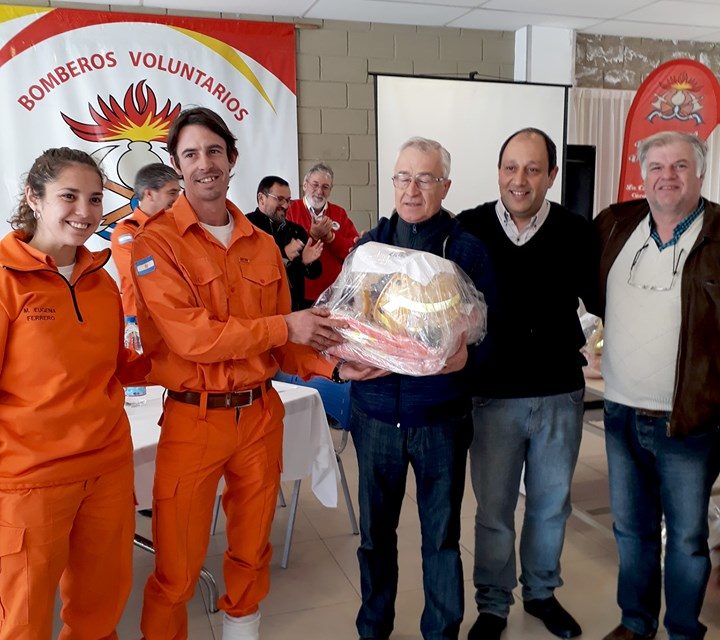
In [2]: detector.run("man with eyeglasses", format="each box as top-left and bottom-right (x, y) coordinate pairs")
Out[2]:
(594, 130), (720, 640)
(286, 162), (359, 304)
(457, 128), (596, 640)
(247, 176), (323, 310)
(350, 137), (495, 640)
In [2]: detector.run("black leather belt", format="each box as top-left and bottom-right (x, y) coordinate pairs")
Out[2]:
(636, 408), (669, 418)
(167, 380), (272, 409)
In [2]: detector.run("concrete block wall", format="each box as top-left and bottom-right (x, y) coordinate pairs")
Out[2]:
(293, 20), (515, 231)
(19, 2), (514, 230)
(576, 33), (720, 91)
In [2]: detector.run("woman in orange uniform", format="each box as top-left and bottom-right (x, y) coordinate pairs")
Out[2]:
(0, 148), (148, 639)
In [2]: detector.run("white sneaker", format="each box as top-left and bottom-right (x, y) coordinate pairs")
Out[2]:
(222, 611), (261, 640)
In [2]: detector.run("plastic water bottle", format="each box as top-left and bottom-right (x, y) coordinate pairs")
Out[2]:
(124, 316), (147, 406)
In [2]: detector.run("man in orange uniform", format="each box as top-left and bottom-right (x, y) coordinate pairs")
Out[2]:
(132, 107), (380, 640)
(110, 162), (180, 317)
(286, 162), (359, 305)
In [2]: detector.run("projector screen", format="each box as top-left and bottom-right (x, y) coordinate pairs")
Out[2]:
(375, 75), (569, 217)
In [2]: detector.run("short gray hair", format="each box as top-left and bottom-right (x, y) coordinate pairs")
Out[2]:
(303, 162), (334, 184)
(397, 137), (451, 178)
(638, 131), (707, 179)
(133, 163), (181, 200)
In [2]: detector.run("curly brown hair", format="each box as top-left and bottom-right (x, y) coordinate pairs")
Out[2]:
(9, 148), (105, 236)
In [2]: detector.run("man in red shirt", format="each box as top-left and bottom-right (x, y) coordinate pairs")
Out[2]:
(286, 162), (358, 305)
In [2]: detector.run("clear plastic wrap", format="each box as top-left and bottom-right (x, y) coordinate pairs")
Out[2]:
(316, 241), (487, 376)
(580, 314), (604, 380)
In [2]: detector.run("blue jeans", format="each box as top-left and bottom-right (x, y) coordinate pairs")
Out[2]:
(350, 404), (472, 640)
(469, 390), (584, 617)
(604, 400), (720, 640)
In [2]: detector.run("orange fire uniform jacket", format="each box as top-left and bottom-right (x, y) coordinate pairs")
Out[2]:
(110, 207), (150, 318)
(0, 231), (149, 489)
(131, 194), (334, 393)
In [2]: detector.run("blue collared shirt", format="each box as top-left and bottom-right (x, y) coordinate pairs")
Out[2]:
(650, 199), (705, 250)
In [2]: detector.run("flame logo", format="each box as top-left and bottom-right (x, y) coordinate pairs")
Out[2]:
(648, 72), (704, 125)
(61, 81), (182, 238)
(61, 80), (181, 143)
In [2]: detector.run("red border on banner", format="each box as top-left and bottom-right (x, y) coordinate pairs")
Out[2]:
(0, 6), (296, 94)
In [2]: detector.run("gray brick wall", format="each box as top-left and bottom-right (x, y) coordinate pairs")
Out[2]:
(296, 21), (513, 230)
(576, 33), (720, 91)
(20, 2), (514, 229)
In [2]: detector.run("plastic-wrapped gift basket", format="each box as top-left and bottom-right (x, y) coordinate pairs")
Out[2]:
(317, 241), (487, 376)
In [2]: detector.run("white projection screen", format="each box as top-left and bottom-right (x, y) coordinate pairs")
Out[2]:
(375, 75), (569, 217)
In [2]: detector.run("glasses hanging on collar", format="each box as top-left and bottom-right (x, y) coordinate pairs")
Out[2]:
(627, 233), (685, 292)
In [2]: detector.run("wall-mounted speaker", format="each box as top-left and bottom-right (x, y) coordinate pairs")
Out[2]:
(563, 144), (596, 221)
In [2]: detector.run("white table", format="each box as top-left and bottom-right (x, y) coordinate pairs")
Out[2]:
(129, 381), (341, 509)
(127, 380), (342, 606)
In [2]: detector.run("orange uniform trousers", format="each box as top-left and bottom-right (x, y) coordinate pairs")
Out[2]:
(0, 464), (135, 640)
(141, 387), (285, 640)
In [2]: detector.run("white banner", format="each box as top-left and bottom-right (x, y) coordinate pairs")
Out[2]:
(0, 5), (298, 253)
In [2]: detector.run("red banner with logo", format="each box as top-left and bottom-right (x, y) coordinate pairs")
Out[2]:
(617, 59), (720, 202)
(0, 4), (297, 245)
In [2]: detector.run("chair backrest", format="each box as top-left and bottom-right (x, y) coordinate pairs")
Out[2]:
(274, 372), (352, 430)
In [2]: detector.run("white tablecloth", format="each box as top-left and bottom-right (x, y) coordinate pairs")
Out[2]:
(129, 381), (341, 510)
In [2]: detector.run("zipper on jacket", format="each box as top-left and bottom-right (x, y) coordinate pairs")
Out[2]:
(67, 258), (111, 322)
(668, 235), (706, 436)
(3, 253), (109, 324)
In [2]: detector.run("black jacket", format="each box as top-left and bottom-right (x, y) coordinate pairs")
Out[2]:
(246, 209), (321, 311)
(351, 209), (496, 428)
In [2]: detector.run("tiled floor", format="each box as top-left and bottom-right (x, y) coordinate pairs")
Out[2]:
(56, 415), (720, 639)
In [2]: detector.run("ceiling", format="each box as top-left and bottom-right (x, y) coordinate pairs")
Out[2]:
(78, 0), (720, 43)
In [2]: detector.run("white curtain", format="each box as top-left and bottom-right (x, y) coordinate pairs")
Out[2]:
(568, 87), (635, 216)
(569, 86), (720, 216)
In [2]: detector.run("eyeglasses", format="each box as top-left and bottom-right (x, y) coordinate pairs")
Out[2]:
(392, 173), (446, 190)
(627, 236), (685, 292)
(264, 192), (290, 206)
(306, 181), (332, 193)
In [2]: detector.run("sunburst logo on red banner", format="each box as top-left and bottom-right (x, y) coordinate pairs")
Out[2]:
(648, 72), (704, 124)
(61, 80), (181, 143)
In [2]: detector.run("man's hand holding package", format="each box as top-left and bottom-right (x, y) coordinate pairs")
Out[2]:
(339, 361), (390, 381)
(441, 335), (468, 374)
(285, 307), (345, 352)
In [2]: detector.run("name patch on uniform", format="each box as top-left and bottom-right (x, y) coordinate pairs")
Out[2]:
(117, 234), (133, 245)
(135, 256), (156, 276)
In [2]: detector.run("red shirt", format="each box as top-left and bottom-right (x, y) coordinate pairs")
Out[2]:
(286, 199), (358, 303)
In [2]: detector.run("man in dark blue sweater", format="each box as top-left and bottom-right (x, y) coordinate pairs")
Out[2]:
(457, 128), (596, 640)
(350, 137), (495, 640)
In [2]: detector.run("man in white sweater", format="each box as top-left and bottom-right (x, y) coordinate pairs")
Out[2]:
(594, 131), (720, 640)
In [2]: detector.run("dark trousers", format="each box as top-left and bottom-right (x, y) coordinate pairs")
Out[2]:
(351, 404), (472, 640)
(604, 400), (720, 640)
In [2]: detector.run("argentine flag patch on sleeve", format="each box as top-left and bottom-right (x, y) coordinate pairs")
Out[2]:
(117, 233), (133, 245)
(135, 256), (156, 276)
